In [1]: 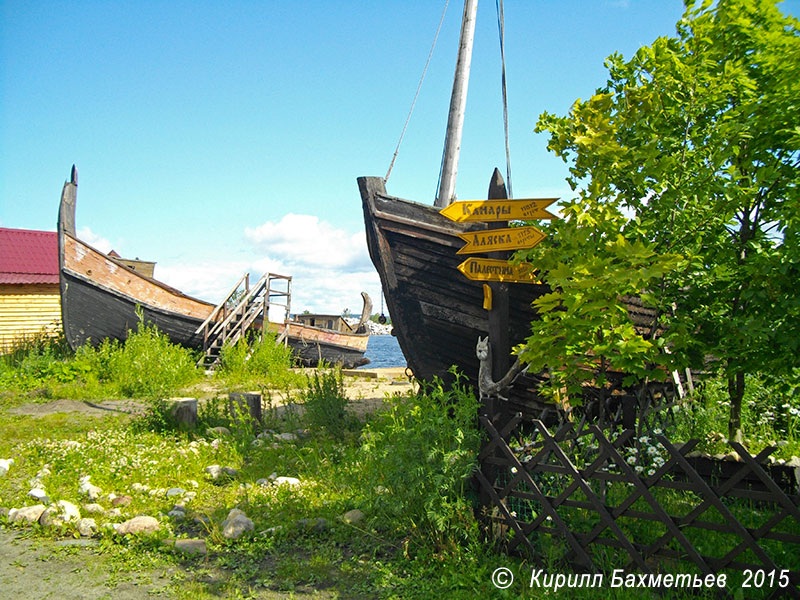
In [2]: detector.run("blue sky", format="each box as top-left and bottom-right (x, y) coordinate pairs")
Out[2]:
(2, 1), (797, 313)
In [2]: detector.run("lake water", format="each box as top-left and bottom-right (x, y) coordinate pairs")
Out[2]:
(360, 334), (406, 368)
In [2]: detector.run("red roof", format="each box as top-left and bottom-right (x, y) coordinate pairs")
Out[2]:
(0, 227), (59, 285)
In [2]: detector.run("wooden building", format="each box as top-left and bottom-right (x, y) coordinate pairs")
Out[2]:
(0, 227), (62, 352)
(293, 313), (354, 333)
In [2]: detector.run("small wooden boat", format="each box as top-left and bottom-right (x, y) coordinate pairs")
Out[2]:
(285, 303), (371, 368)
(58, 166), (215, 350)
(58, 166), (371, 368)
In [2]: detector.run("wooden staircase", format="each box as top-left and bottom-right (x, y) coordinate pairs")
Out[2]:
(195, 273), (292, 369)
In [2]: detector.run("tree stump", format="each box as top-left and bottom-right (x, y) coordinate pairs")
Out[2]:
(169, 398), (198, 429)
(228, 392), (262, 425)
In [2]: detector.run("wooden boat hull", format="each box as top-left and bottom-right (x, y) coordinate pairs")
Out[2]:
(359, 176), (660, 410)
(269, 322), (370, 368)
(60, 267), (209, 349)
(56, 168), (370, 367)
(358, 177), (549, 387)
(57, 169), (219, 351)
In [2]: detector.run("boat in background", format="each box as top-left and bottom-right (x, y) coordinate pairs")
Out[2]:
(58, 166), (215, 350)
(58, 166), (371, 368)
(286, 299), (371, 368)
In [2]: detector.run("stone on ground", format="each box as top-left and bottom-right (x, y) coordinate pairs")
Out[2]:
(39, 500), (81, 527)
(221, 508), (254, 539)
(114, 515), (160, 535)
(8, 504), (46, 525)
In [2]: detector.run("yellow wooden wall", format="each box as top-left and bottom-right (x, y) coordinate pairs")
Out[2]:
(0, 284), (62, 352)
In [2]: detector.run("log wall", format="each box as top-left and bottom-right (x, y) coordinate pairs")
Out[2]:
(0, 284), (62, 352)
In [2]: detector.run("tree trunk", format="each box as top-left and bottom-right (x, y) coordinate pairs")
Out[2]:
(727, 370), (745, 444)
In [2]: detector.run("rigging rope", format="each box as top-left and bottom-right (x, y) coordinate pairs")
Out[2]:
(385, 0), (451, 183)
(496, 0), (513, 198)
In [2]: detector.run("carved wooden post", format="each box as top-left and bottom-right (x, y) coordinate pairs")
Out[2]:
(228, 392), (262, 425)
(169, 398), (198, 429)
(479, 169), (513, 511)
(487, 168), (511, 380)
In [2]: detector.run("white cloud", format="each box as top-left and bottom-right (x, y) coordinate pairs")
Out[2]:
(77, 226), (114, 254)
(153, 214), (383, 316)
(155, 259), (254, 304)
(244, 214), (371, 271)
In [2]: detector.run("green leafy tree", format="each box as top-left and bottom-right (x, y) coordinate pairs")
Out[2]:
(521, 0), (800, 442)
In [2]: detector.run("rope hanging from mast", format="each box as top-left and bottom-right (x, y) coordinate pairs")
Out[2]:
(385, 0), (451, 183)
(496, 0), (513, 198)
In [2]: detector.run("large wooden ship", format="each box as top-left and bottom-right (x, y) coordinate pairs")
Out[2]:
(58, 166), (370, 368)
(58, 166), (214, 350)
(358, 2), (657, 403)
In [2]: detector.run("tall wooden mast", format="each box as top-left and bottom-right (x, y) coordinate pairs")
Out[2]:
(435, 0), (478, 208)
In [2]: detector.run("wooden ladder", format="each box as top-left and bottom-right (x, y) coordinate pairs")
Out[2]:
(195, 272), (292, 369)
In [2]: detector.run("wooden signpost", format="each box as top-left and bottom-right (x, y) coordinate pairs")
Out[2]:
(439, 197), (558, 222)
(456, 258), (539, 283)
(456, 226), (545, 255)
(439, 169), (559, 383)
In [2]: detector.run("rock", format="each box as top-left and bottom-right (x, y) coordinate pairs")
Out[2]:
(204, 465), (222, 480)
(787, 456), (800, 468)
(111, 495), (132, 507)
(274, 476), (300, 487)
(187, 480), (199, 488)
(296, 518), (328, 532)
(0, 458), (13, 476)
(221, 509), (254, 539)
(183, 491), (196, 501)
(167, 509), (186, 521)
(106, 508), (124, 519)
(131, 483), (149, 493)
(78, 476), (102, 501)
(166, 487), (186, 497)
(341, 509), (365, 525)
(9, 504), (47, 525)
(114, 516), (160, 535)
(255, 478), (270, 487)
(83, 503), (105, 515)
(206, 426), (231, 437)
(274, 432), (297, 442)
(77, 518), (97, 537)
(175, 538), (207, 555)
(39, 500), (81, 527)
(27, 488), (49, 503)
(221, 467), (238, 477)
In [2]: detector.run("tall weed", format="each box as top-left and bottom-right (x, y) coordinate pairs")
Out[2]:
(302, 366), (356, 434)
(217, 331), (301, 389)
(359, 370), (482, 554)
(105, 320), (200, 400)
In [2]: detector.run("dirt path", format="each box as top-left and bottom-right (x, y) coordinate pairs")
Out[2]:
(5, 368), (414, 420)
(0, 530), (171, 599)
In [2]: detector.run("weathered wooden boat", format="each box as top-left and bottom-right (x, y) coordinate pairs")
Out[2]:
(58, 166), (215, 350)
(58, 166), (371, 369)
(358, 2), (658, 408)
(284, 302), (371, 368)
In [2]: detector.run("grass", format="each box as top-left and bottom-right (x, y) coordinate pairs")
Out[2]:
(1, 332), (799, 598)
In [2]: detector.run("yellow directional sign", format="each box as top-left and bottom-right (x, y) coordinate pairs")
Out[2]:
(456, 226), (546, 255)
(456, 258), (540, 283)
(440, 198), (558, 223)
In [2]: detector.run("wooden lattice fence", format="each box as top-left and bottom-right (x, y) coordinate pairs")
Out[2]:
(476, 405), (800, 598)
